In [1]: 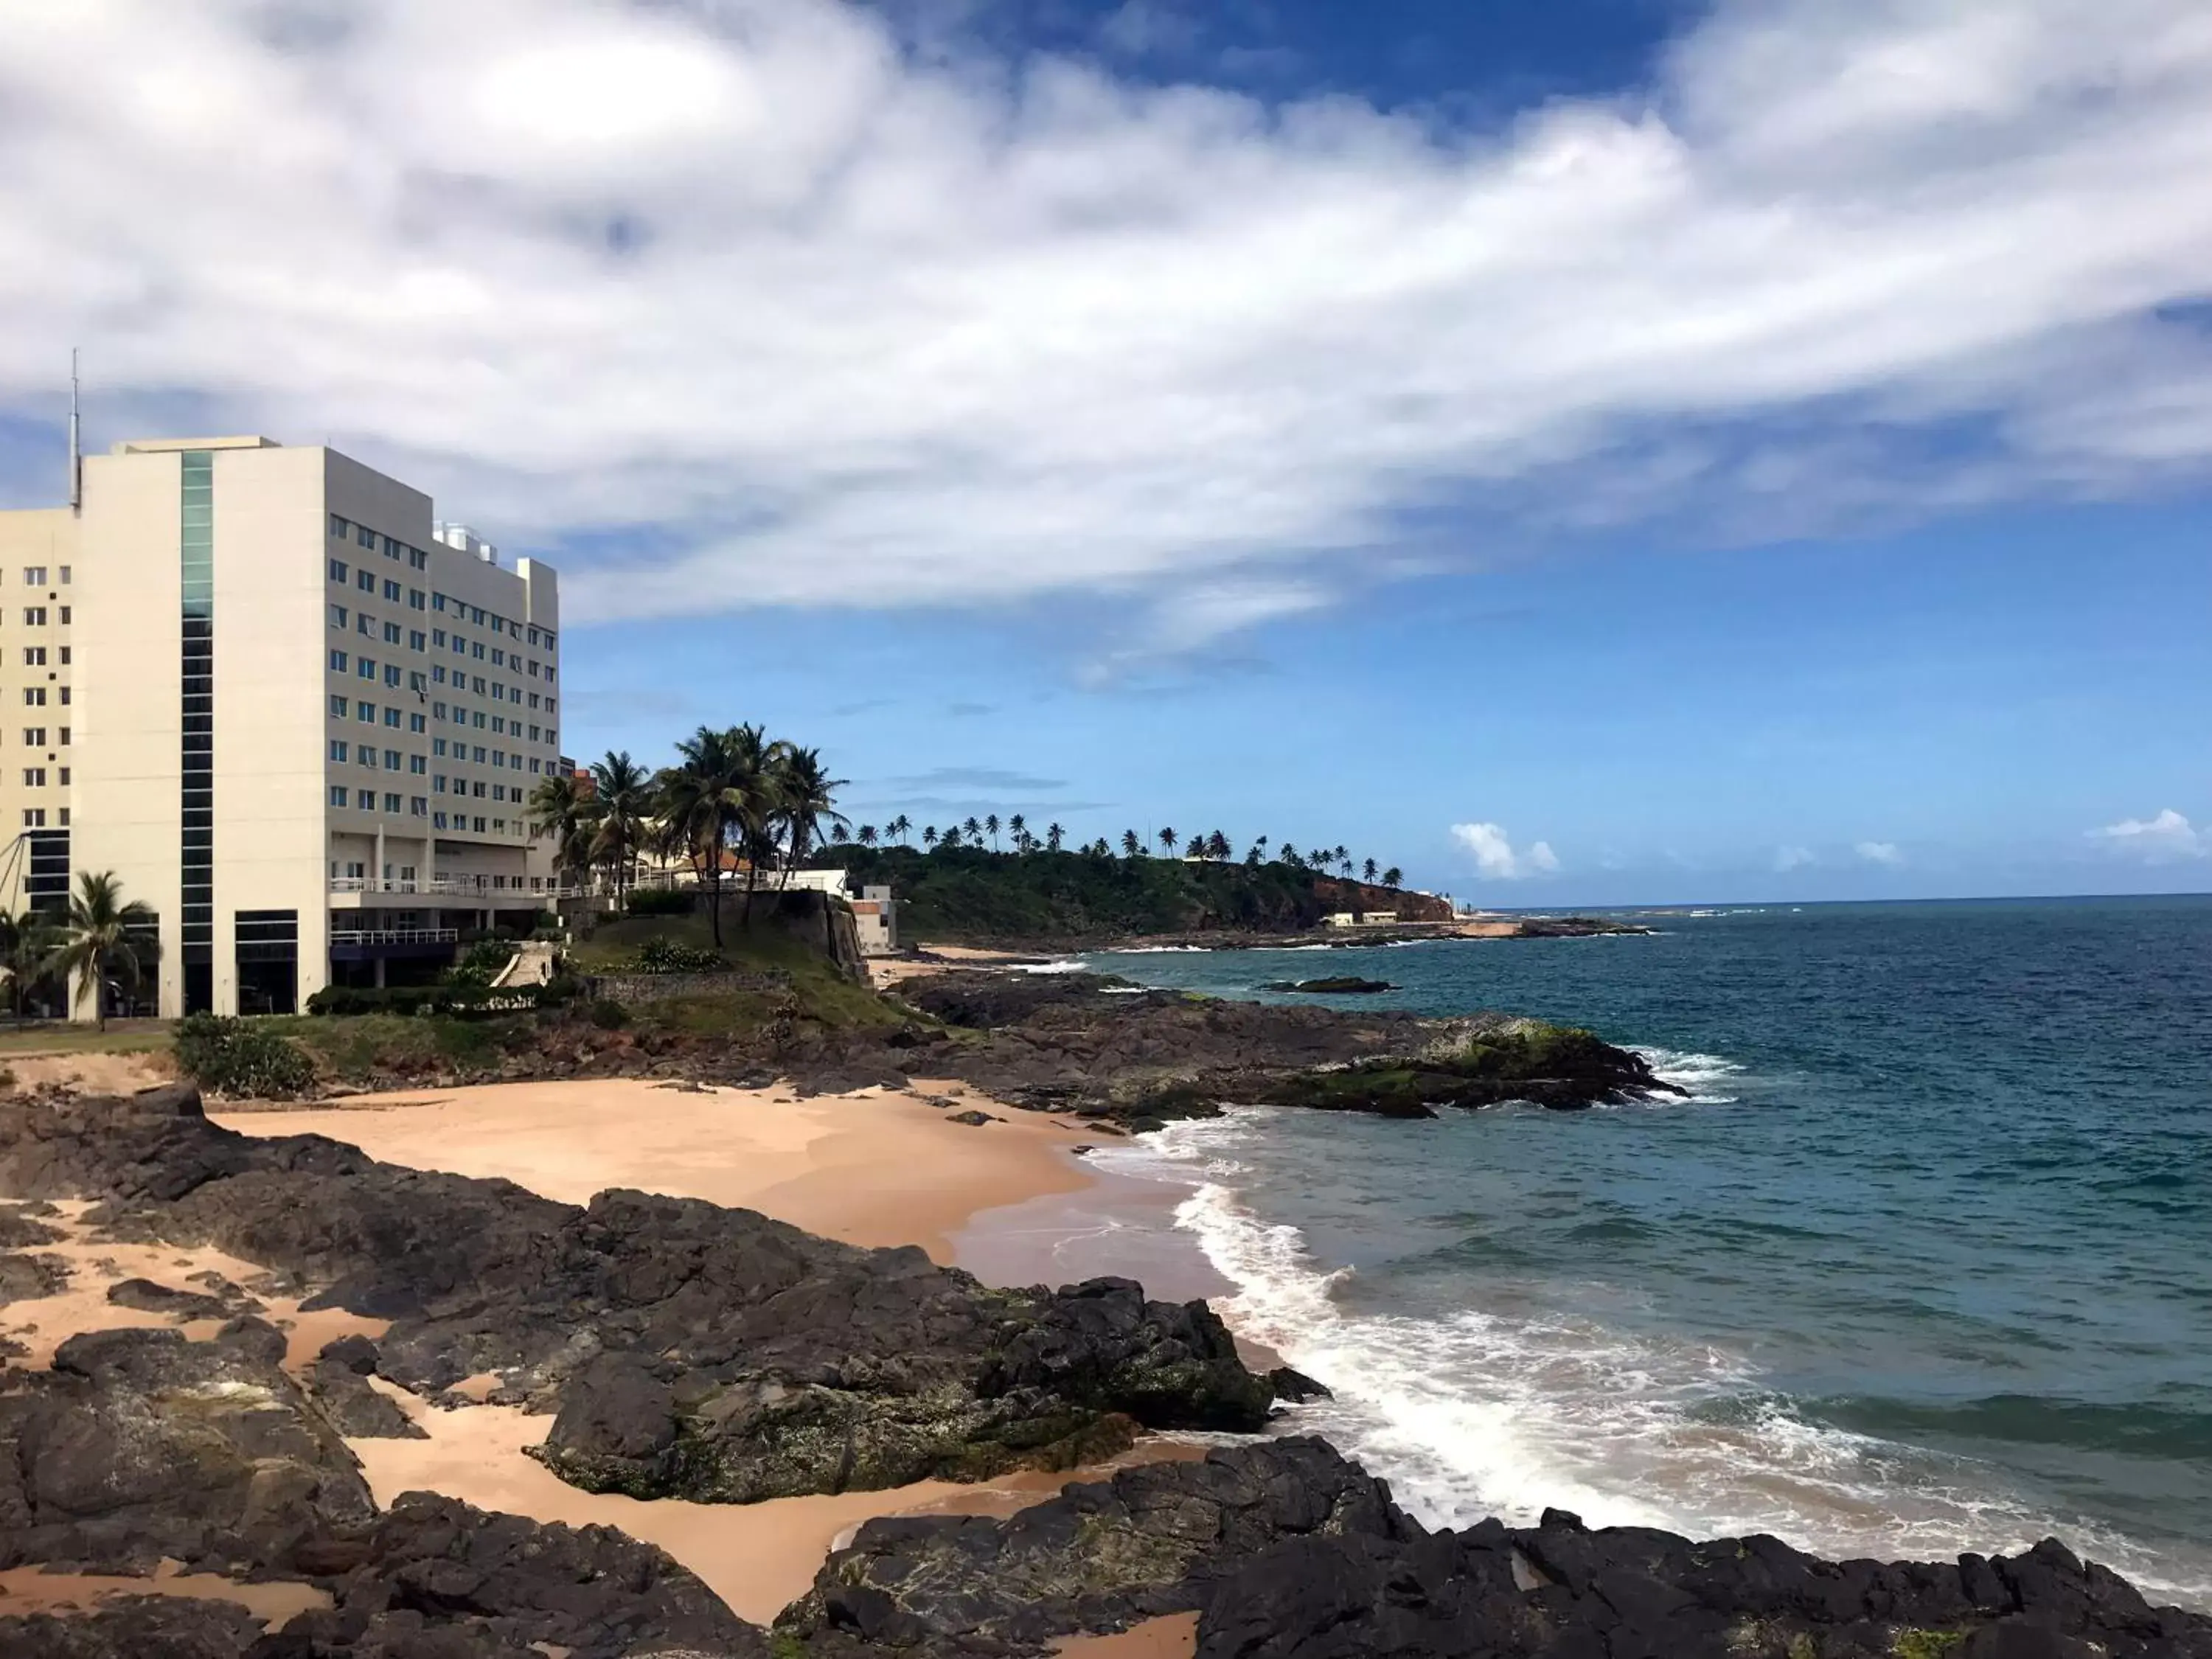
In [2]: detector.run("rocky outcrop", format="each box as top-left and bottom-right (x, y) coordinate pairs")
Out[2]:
(1197, 1506), (2212, 1659)
(0, 1321), (376, 1576)
(781, 1438), (1411, 1652)
(896, 975), (1680, 1127)
(1265, 977), (1397, 993)
(0, 1087), (1274, 1507)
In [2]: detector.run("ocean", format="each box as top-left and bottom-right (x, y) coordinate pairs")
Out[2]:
(1078, 896), (2212, 1606)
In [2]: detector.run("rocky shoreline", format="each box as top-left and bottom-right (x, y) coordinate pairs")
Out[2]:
(1, 1082), (2205, 1658)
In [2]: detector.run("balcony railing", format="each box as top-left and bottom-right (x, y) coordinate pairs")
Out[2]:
(329, 928), (459, 947)
(330, 877), (552, 898)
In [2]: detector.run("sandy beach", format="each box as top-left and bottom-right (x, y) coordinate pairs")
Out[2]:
(214, 1076), (1101, 1267)
(1, 1071), (1237, 1645)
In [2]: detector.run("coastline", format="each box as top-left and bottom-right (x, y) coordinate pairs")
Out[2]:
(179, 1074), (1248, 1628)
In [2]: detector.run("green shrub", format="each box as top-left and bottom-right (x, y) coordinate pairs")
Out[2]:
(305, 978), (575, 1018)
(588, 998), (630, 1030)
(446, 939), (514, 990)
(175, 1012), (318, 1099)
(632, 937), (726, 975)
(624, 888), (695, 918)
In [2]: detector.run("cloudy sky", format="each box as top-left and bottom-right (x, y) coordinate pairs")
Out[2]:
(3, 0), (2208, 901)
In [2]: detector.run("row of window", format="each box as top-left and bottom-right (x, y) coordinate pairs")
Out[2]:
(329, 517), (431, 572)
(21, 808), (64, 828)
(16, 607), (67, 626)
(327, 591), (555, 682)
(324, 649), (557, 714)
(322, 785), (518, 838)
(21, 728), (68, 747)
(329, 862), (549, 892)
(21, 647), (68, 666)
(323, 694), (555, 752)
(20, 567), (69, 586)
(325, 540), (556, 651)
(328, 735), (547, 790)
(20, 768), (66, 787)
(21, 688), (69, 707)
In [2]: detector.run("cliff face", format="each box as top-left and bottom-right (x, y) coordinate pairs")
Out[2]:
(1310, 876), (1452, 922)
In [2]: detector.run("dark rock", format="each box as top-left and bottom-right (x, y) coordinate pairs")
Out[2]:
(305, 1353), (428, 1441)
(0, 1205), (62, 1248)
(1194, 1514), (2212, 1659)
(0, 1596), (265, 1659)
(0, 1324), (376, 1575)
(782, 1438), (1415, 1652)
(1268, 1366), (1332, 1403)
(1265, 977), (1397, 994)
(0, 1094), (1275, 1508)
(946, 1108), (995, 1126)
(106, 1277), (232, 1318)
(0, 1251), (66, 1304)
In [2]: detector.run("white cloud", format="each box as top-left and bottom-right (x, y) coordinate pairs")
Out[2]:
(1854, 840), (1904, 866)
(2087, 808), (2206, 860)
(1773, 844), (1816, 872)
(3, 0), (2211, 645)
(1452, 822), (1560, 880)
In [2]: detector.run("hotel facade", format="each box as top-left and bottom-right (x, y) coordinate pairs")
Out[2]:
(0, 435), (563, 1017)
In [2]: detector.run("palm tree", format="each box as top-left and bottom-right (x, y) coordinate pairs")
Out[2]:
(1207, 830), (1231, 860)
(1334, 844), (1350, 873)
(652, 725), (773, 947)
(922, 825), (939, 848)
(0, 908), (46, 1017)
(1158, 827), (1178, 855)
(1047, 822), (1065, 852)
(1121, 830), (1142, 859)
(771, 745), (848, 872)
(1283, 847), (1307, 870)
(1382, 866), (1403, 889)
(44, 872), (156, 1032)
(890, 814), (912, 846)
(1363, 858), (1378, 884)
(858, 824), (880, 848)
(984, 813), (1001, 849)
(1008, 813), (1027, 847)
(588, 751), (653, 898)
(830, 822), (851, 845)
(526, 770), (599, 891)
(1183, 832), (1204, 859)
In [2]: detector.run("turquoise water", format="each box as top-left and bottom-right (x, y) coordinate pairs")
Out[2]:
(1082, 897), (2212, 1604)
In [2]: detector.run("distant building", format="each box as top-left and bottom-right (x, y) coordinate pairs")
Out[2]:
(1324, 911), (1401, 928)
(850, 885), (898, 956)
(0, 433), (563, 1016)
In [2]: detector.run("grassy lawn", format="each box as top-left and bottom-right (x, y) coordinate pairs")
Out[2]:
(0, 1019), (173, 1057)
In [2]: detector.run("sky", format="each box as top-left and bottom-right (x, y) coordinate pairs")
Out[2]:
(1, 0), (2208, 903)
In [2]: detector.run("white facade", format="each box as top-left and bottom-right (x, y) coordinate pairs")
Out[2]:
(0, 434), (564, 1018)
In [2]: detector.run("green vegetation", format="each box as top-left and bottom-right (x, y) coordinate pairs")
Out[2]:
(301, 978), (579, 1017)
(572, 914), (905, 1036)
(0, 1020), (170, 1057)
(630, 937), (727, 974)
(1892, 1631), (1966, 1659)
(821, 844), (1419, 943)
(174, 1012), (318, 1099)
(41, 871), (158, 1031)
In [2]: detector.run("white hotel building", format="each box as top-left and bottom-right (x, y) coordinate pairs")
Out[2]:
(0, 434), (564, 1017)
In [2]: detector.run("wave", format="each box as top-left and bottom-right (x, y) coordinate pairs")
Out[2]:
(1114, 1113), (2209, 1607)
(1631, 1046), (1747, 1103)
(1107, 945), (1217, 954)
(1016, 958), (1093, 975)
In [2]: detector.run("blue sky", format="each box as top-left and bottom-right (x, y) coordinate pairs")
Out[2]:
(2, 0), (2208, 902)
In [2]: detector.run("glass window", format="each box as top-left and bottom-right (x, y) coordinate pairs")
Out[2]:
(472, 642), (484, 660)
(383, 579), (400, 602)
(330, 514), (347, 539)
(409, 630), (425, 651)
(356, 524), (374, 549)
(22, 648), (44, 667)
(409, 754), (426, 774)
(21, 768), (44, 787)
(58, 608), (69, 625)
(383, 749), (400, 771)
(329, 650), (347, 672)
(330, 785), (348, 807)
(408, 588), (425, 609)
(356, 700), (374, 722)
(329, 740), (348, 762)
(355, 788), (375, 808)
(470, 606), (484, 625)
(434, 811), (448, 829)
(329, 557), (348, 582)
(357, 613), (372, 636)
(22, 567), (44, 585)
(434, 776), (446, 793)
(383, 664), (400, 687)
(21, 810), (42, 828)
(24, 608), (44, 625)
(329, 605), (347, 629)
(409, 712), (425, 733)
(58, 566), (70, 585)
(58, 688), (70, 706)
(383, 706), (400, 728)
(434, 738), (447, 757)
(383, 792), (401, 813)
(330, 694), (347, 718)
(383, 535), (400, 559)
(472, 745), (486, 763)
(357, 569), (374, 593)
(357, 658), (375, 679)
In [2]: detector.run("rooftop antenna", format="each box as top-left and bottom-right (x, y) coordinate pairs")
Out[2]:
(67, 349), (82, 514)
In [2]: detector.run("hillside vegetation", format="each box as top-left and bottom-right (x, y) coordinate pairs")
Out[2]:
(824, 844), (1440, 944)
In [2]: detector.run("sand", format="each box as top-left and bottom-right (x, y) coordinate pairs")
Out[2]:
(214, 1077), (1097, 1266)
(9, 1071), (1243, 1641)
(351, 1381), (1206, 1625)
(0, 1562), (332, 1624)
(1, 1049), (173, 1095)
(1054, 1613), (1201, 1658)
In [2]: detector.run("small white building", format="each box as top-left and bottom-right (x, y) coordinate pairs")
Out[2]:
(850, 885), (898, 956)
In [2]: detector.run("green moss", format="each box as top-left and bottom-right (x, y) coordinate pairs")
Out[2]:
(1892, 1632), (1966, 1659)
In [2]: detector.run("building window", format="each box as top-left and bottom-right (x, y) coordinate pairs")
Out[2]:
(410, 796), (428, 816)
(470, 606), (484, 625)
(408, 588), (425, 608)
(355, 700), (374, 723)
(471, 643), (484, 661)
(473, 816), (487, 832)
(382, 748), (400, 770)
(357, 569), (375, 593)
(383, 664), (400, 688)
(491, 648), (506, 668)
(383, 792), (401, 813)
(55, 768), (66, 786)
(408, 630), (425, 651)
(408, 549), (428, 571)
(180, 449), (215, 1015)
(22, 567), (44, 585)
(21, 768), (44, 787)
(24, 608), (45, 626)
(383, 706), (400, 728)
(432, 700), (448, 720)
(382, 622), (400, 644)
(356, 524), (375, 549)
(432, 593), (447, 613)
(433, 738), (447, 757)
(58, 567), (71, 585)
(329, 740), (348, 762)
(434, 811), (448, 829)
(21, 727), (39, 745)
(22, 689), (43, 707)
(57, 687), (69, 706)
(409, 754), (426, 774)
(329, 605), (347, 630)
(383, 579), (401, 602)
(358, 748), (377, 770)
(57, 647), (69, 664)
(21, 810), (42, 828)
(356, 788), (374, 808)
(408, 712), (425, 733)
(329, 694), (347, 718)
(58, 808), (69, 827)
(434, 776), (446, 793)
(357, 658), (375, 679)
(329, 557), (348, 582)
(22, 648), (44, 667)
